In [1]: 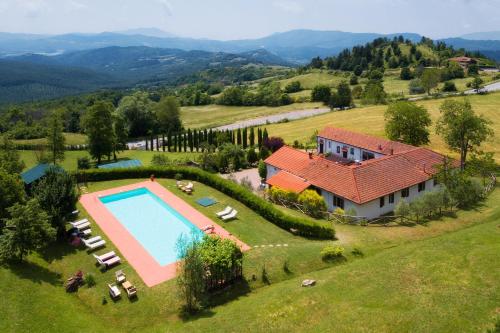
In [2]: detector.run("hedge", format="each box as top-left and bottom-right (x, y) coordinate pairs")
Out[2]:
(74, 167), (335, 239)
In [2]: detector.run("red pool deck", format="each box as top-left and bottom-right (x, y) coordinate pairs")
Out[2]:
(80, 180), (250, 287)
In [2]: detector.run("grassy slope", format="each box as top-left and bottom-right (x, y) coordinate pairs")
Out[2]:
(266, 92), (500, 161)
(12, 133), (88, 146)
(181, 102), (322, 129)
(0, 177), (498, 332)
(18, 150), (200, 172)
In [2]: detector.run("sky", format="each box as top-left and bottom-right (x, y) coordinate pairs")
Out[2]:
(0, 0), (499, 40)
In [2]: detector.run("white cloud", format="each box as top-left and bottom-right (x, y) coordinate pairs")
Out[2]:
(273, 0), (303, 14)
(20, 0), (49, 18)
(68, 0), (87, 11)
(155, 0), (173, 16)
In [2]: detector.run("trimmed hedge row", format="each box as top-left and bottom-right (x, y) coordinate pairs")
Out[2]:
(75, 167), (335, 239)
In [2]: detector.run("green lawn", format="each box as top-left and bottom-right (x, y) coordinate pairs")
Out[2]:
(278, 71), (349, 90)
(181, 102), (323, 129)
(19, 150), (200, 172)
(265, 92), (500, 161)
(0, 176), (498, 332)
(13, 133), (88, 146)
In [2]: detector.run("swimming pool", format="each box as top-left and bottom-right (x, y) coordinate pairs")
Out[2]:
(100, 187), (203, 266)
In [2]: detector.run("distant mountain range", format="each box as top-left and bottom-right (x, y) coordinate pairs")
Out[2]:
(460, 31), (500, 40)
(0, 47), (289, 104)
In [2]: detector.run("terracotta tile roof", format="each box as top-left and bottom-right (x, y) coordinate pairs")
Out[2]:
(267, 171), (311, 193)
(265, 145), (451, 205)
(449, 56), (475, 63)
(318, 127), (415, 155)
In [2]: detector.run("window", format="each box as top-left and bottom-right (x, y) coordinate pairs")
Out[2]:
(389, 193), (395, 204)
(401, 187), (410, 198)
(336, 146), (340, 154)
(418, 181), (426, 192)
(362, 151), (375, 161)
(433, 178), (438, 186)
(379, 196), (385, 208)
(333, 196), (344, 209)
(328, 141), (331, 148)
(350, 147), (354, 155)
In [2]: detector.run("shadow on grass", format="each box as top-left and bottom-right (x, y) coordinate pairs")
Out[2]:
(179, 279), (251, 323)
(7, 260), (62, 286)
(39, 241), (78, 263)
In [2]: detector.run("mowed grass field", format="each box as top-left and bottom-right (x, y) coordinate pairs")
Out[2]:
(13, 133), (88, 146)
(266, 92), (500, 160)
(19, 150), (200, 171)
(0, 176), (498, 332)
(181, 102), (322, 129)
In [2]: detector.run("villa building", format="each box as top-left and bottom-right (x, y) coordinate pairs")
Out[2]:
(448, 56), (477, 69)
(264, 127), (453, 219)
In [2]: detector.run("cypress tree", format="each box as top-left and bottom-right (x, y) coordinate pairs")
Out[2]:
(145, 138), (149, 150)
(150, 135), (154, 151)
(231, 130), (235, 144)
(156, 136), (160, 151)
(162, 134), (165, 152)
(249, 127), (255, 147)
(208, 129), (213, 145)
(173, 133), (177, 152)
(183, 133), (187, 152)
(263, 128), (269, 142)
(167, 131), (171, 152)
(237, 128), (242, 145)
(193, 129), (198, 152)
(257, 128), (263, 147)
(242, 127), (248, 149)
(204, 129), (208, 144)
(188, 129), (193, 152)
(177, 133), (182, 152)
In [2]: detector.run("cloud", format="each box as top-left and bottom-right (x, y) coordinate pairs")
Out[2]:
(155, 0), (173, 16)
(68, 0), (87, 11)
(273, 0), (303, 14)
(21, 0), (49, 18)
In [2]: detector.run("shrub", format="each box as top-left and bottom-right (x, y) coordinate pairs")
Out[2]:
(258, 160), (267, 180)
(394, 199), (410, 222)
(263, 137), (284, 153)
(311, 85), (331, 104)
(151, 154), (170, 166)
(261, 265), (270, 284)
(74, 167), (335, 239)
(352, 85), (363, 99)
(246, 148), (258, 165)
(174, 173), (183, 181)
(298, 190), (327, 218)
(77, 157), (91, 170)
(84, 273), (96, 288)
(284, 81), (302, 93)
(351, 247), (364, 257)
(267, 186), (298, 203)
(321, 245), (344, 261)
(442, 81), (457, 92)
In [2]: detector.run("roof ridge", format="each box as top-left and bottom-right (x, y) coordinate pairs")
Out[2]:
(350, 168), (361, 203)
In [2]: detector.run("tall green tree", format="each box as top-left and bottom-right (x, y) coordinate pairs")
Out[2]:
(0, 136), (25, 174)
(384, 101), (431, 146)
(34, 167), (78, 239)
(82, 101), (114, 164)
(311, 85), (331, 104)
(155, 96), (183, 134)
(420, 68), (441, 95)
(466, 151), (497, 185)
(242, 127), (248, 149)
(116, 92), (155, 137)
(46, 109), (66, 165)
(112, 113), (128, 160)
(0, 199), (55, 263)
(0, 169), (26, 221)
(249, 127), (255, 147)
(436, 99), (494, 170)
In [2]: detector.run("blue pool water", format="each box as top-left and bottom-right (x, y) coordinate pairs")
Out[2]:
(100, 187), (202, 266)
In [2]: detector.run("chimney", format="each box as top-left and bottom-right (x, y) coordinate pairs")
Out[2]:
(308, 152), (313, 159)
(378, 144), (383, 151)
(390, 148), (394, 155)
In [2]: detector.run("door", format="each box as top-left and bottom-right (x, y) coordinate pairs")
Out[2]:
(319, 142), (324, 154)
(342, 150), (348, 158)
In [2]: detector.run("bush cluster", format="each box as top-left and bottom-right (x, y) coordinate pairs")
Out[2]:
(321, 245), (345, 261)
(75, 167), (336, 239)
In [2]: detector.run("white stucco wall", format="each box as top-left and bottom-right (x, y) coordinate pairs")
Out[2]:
(266, 165), (280, 179)
(324, 178), (437, 219)
(317, 136), (385, 161)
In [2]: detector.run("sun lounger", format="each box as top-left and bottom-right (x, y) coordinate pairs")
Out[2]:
(93, 251), (116, 263)
(82, 229), (92, 237)
(183, 182), (194, 192)
(76, 221), (91, 231)
(71, 210), (79, 215)
(216, 206), (233, 217)
(86, 239), (105, 250)
(84, 236), (101, 245)
(221, 209), (238, 221)
(103, 256), (121, 268)
(69, 218), (88, 227)
(176, 181), (185, 189)
(115, 270), (126, 284)
(108, 283), (121, 299)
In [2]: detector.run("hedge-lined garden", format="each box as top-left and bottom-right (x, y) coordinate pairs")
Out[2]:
(75, 167), (335, 239)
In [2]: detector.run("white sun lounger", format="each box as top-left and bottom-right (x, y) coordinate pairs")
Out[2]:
(216, 206), (233, 217)
(103, 256), (121, 268)
(86, 239), (105, 250)
(93, 251), (116, 263)
(222, 210), (238, 221)
(82, 229), (92, 237)
(76, 222), (91, 231)
(108, 283), (121, 299)
(69, 218), (88, 227)
(84, 236), (101, 245)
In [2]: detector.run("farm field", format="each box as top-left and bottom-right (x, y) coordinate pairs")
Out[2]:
(266, 92), (500, 160)
(0, 176), (498, 332)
